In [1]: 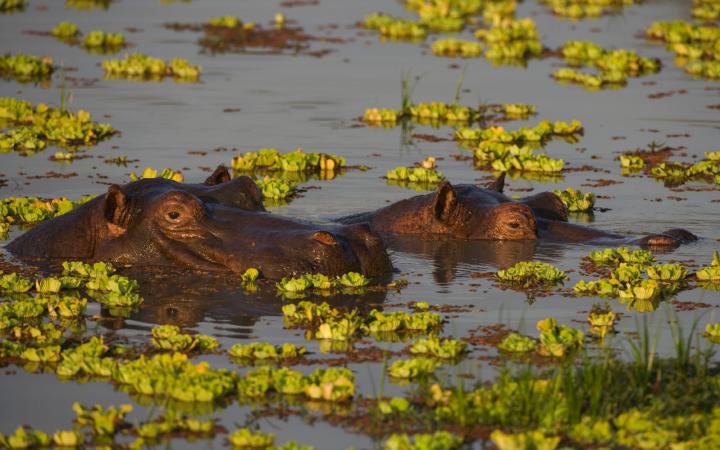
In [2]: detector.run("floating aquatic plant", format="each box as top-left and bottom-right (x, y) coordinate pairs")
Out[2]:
(620, 154), (646, 170)
(537, 317), (584, 357)
(0, 98), (116, 153)
(645, 20), (720, 80)
(553, 187), (595, 212)
(102, 53), (202, 82)
(82, 30), (126, 51)
(498, 333), (537, 353)
(150, 325), (219, 353)
(383, 431), (464, 450)
(587, 247), (655, 266)
(497, 261), (567, 288)
(276, 272), (369, 295)
(229, 342), (306, 360)
(130, 167), (183, 182)
(388, 356), (439, 379)
(491, 429), (560, 450)
(364, 13), (427, 40)
(431, 38), (483, 57)
(697, 251), (720, 281)
(409, 337), (467, 359)
(232, 148), (345, 173)
(0, 54), (54, 82)
(52, 21), (80, 39)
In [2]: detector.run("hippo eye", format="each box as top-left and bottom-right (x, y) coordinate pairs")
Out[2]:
(167, 211), (181, 220)
(508, 222), (520, 229)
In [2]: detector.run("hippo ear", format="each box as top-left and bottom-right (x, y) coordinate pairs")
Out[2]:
(487, 172), (505, 193)
(432, 181), (458, 222)
(103, 185), (129, 236)
(204, 165), (232, 186)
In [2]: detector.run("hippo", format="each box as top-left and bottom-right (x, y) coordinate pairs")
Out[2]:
(6, 173), (392, 279)
(338, 177), (697, 248)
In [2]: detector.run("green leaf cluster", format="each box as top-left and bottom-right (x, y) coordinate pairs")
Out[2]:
(645, 20), (720, 81)
(82, 30), (126, 49)
(408, 337), (467, 359)
(102, 53), (202, 81)
(0, 97), (116, 153)
(388, 356), (440, 379)
(364, 13), (427, 40)
(228, 342), (306, 360)
(496, 261), (567, 288)
(431, 38), (483, 57)
(231, 148), (345, 173)
(553, 187), (595, 212)
(150, 325), (219, 353)
(129, 167), (184, 182)
(0, 53), (53, 81)
(383, 431), (464, 450)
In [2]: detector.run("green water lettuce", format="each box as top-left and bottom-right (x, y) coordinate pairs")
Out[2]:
(553, 187), (595, 212)
(113, 352), (238, 402)
(0, 98), (116, 153)
(305, 367), (355, 401)
(697, 251), (720, 281)
(82, 30), (125, 49)
(383, 431), (463, 450)
(498, 333), (537, 353)
(102, 53), (201, 82)
(229, 342), (305, 360)
(72, 402), (132, 436)
(231, 148), (345, 173)
(587, 247), (655, 266)
(587, 309), (617, 338)
(52, 21), (80, 39)
(537, 318), (584, 357)
(0, 427), (49, 449)
(364, 13), (427, 40)
(0, 54), (53, 81)
(645, 263), (688, 281)
(620, 154), (646, 169)
(431, 38), (483, 57)
(130, 167), (183, 182)
(409, 337), (467, 359)
(150, 325), (219, 353)
(388, 357), (439, 379)
(491, 429), (560, 450)
(228, 428), (275, 448)
(497, 261), (567, 288)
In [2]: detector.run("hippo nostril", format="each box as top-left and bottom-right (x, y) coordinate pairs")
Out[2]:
(312, 231), (338, 246)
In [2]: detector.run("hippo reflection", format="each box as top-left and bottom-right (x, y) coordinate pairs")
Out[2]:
(339, 179), (698, 248)
(123, 270), (390, 329)
(385, 236), (539, 284)
(7, 173), (392, 279)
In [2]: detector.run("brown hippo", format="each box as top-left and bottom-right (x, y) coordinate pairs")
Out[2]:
(338, 178), (697, 248)
(6, 174), (392, 279)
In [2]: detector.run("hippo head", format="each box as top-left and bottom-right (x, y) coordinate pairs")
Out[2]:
(419, 182), (538, 240)
(8, 176), (392, 279)
(96, 186), (390, 278)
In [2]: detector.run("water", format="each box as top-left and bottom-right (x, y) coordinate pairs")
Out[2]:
(1, 0), (719, 448)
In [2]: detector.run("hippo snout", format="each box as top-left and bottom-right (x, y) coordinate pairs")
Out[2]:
(342, 223), (393, 276)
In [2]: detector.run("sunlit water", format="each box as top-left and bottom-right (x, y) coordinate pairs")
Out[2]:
(1, 0), (719, 448)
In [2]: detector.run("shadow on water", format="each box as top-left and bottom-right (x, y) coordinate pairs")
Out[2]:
(115, 268), (390, 330)
(384, 235), (543, 284)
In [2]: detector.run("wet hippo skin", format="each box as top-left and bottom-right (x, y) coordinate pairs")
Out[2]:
(6, 169), (392, 279)
(338, 177), (698, 249)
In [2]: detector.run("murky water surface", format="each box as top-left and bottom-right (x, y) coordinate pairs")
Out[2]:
(1, 0), (719, 448)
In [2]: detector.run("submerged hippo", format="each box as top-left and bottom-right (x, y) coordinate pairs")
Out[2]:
(7, 174), (392, 279)
(338, 178), (697, 248)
